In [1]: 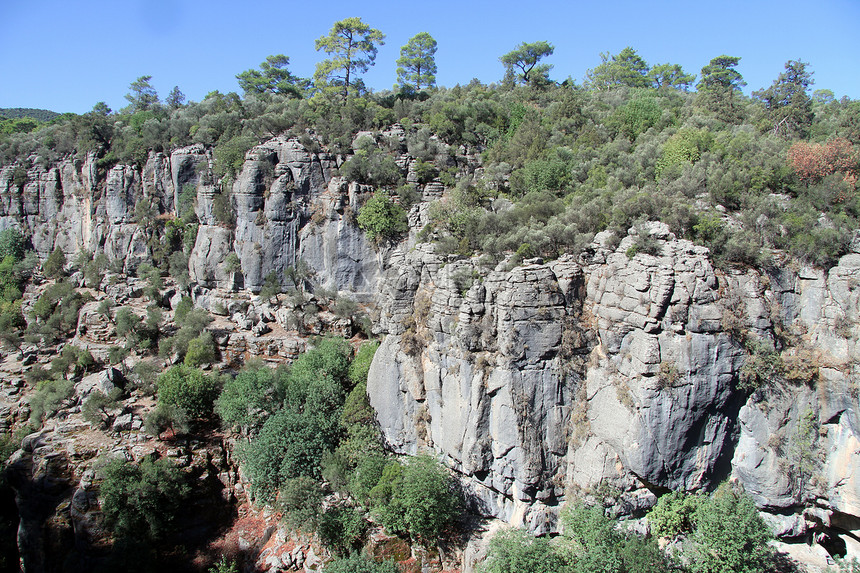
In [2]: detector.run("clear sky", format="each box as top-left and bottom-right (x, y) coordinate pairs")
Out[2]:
(1, 0), (858, 114)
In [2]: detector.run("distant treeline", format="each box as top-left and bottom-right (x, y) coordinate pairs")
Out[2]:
(0, 108), (61, 122)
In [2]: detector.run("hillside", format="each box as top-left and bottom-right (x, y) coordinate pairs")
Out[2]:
(0, 36), (859, 573)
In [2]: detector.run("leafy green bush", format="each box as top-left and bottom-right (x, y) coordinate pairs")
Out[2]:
(184, 330), (217, 366)
(99, 456), (190, 542)
(371, 455), (462, 544)
(28, 378), (74, 424)
(483, 527), (566, 573)
(324, 553), (398, 573)
(156, 365), (220, 420)
(215, 360), (288, 433)
(239, 338), (350, 501)
(319, 505), (368, 555)
(647, 491), (702, 538)
(43, 247), (66, 278)
(356, 193), (409, 243)
(278, 476), (323, 533)
(688, 483), (773, 573)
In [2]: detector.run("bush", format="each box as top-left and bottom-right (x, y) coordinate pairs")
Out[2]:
(43, 247), (66, 278)
(356, 193), (409, 243)
(215, 361), (289, 433)
(324, 553), (399, 573)
(688, 483), (773, 573)
(99, 456), (190, 542)
(82, 388), (123, 429)
(156, 365), (220, 420)
(319, 505), (368, 555)
(484, 527), (566, 573)
(647, 491), (702, 538)
(184, 330), (217, 366)
(371, 455), (462, 544)
(238, 339), (350, 501)
(28, 378), (74, 424)
(278, 476), (323, 533)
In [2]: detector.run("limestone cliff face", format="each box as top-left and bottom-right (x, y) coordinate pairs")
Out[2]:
(4, 132), (860, 556)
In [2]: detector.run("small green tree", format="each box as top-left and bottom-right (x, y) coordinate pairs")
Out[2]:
(156, 365), (220, 420)
(124, 75), (159, 112)
(236, 54), (309, 98)
(43, 247), (66, 278)
(356, 193), (408, 243)
(688, 483), (773, 573)
(697, 55), (746, 123)
(484, 527), (567, 573)
(99, 456), (190, 542)
(278, 476), (324, 533)
(753, 60), (814, 138)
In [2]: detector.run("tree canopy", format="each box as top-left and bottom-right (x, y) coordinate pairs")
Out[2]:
(236, 54), (309, 98)
(396, 32), (438, 91)
(500, 41), (555, 85)
(314, 17), (385, 100)
(696, 55), (746, 123)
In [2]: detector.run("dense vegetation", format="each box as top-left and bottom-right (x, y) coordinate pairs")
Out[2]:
(1, 30), (857, 274)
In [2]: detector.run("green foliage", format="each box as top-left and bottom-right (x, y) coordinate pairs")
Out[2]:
(371, 455), (462, 544)
(483, 527), (566, 573)
(656, 128), (713, 180)
(753, 59), (814, 138)
(215, 360), (288, 433)
(560, 501), (671, 573)
(159, 307), (212, 359)
(396, 33), (438, 91)
(697, 56), (746, 123)
(124, 75), (160, 113)
(319, 505), (369, 555)
(28, 280), (90, 344)
(356, 192), (409, 243)
(156, 365), (220, 420)
(585, 47), (651, 90)
(607, 96), (663, 140)
(324, 553), (399, 573)
(214, 134), (257, 180)
(183, 330), (217, 367)
(687, 483), (773, 573)
(239, 338), (350, 501)
(144, 402), (190, 437)
(648, 491), (703, 538)
(43, 246), (66, 278)
(28, 378), (74, 424)
(236, 54), (309, 98)
(340, 139), (403, 188)
(0, 228), (25, 262)
(278, 476), (324, 532)
(314, 17), (386, 100)
(500, 41), (555, 86)
(99, 456), (190, 542)
(82, 388), (123, 429)
(348, 341), (379, 388)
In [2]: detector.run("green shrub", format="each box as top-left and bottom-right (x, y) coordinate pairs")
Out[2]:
(278, 476), (324, 533)
(484, 527), (566, 573)
(319, 505), (368, 555)
(144, 402), (190, 437)
(324, 553), (398, 573)
(184, 331), (217, 366)
(647, 491), (702, 538)
(356, 193), (409, 243)
(28, 378), (74, 424)
(688, 483), (773, 573)
(156, 365), (220, 420)
(371, 455), (462, 544)
(43, 247), (66, 278)
(99, 456), (190, 542)
(82, 388), (123, 429)
(215, 361), (288, 433)
(0, 228), (25, 262)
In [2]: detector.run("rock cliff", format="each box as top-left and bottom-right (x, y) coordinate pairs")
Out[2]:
(3, 130), (860, 567)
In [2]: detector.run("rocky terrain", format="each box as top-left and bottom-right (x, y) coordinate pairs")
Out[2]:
(1, 130), (860, 571)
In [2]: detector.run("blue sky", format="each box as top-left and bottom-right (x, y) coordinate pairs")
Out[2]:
(1, 0), (858, 114)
